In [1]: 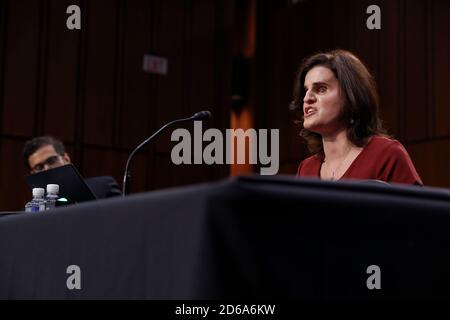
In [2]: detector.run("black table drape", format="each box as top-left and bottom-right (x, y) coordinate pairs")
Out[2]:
(1, 176), (449, 299)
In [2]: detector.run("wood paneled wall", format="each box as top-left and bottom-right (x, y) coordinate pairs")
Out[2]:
(0, 0), (233, 210)
(255, 0), (450, 188)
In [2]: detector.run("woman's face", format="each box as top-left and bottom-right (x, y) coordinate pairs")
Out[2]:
(303, 66), (345, 135)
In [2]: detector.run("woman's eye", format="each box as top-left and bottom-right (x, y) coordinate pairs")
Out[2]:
(318, 86), (327, 93)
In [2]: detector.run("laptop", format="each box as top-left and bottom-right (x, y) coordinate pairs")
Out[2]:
(25, 164), (97, 204)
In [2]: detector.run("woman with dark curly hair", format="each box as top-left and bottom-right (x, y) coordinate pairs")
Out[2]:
(290, 49), (422, 185)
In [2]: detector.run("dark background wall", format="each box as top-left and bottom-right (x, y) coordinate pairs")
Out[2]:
(0, 0), (449, 211)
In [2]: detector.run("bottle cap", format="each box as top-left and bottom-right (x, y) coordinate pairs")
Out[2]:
(32, 188), (45, 198)
(46, 184), (59, 194)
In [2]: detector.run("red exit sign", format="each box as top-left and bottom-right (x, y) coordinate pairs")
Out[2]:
(143, 54), (168, 75)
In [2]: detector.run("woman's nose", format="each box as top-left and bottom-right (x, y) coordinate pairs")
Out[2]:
(303, 90), (315, 103)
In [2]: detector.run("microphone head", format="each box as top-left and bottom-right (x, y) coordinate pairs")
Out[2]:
(192, 110), (212, 121)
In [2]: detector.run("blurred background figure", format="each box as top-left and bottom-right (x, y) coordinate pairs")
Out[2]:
(23, 136), (121, 199)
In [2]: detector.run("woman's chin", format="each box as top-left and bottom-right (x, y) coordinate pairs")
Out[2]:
(303, 121), (317, 131)
(304, 122), (325, 135)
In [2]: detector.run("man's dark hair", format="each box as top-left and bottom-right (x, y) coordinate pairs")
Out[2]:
(23, 136), (66, 169)
(289, 49), (387, 155)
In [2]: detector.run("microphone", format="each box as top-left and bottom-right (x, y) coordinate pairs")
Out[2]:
(191, 110), (212, 121)
(122, 110), (212, 196)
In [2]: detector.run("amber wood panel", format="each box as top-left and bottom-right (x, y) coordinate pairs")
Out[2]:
(407, 138), (450, 188)
(43, 0), (81, 142)
(310, 0), (335, 52)
(154, 0), (189, 153)
(149, 0), (191, 190)
(211, 0), (233, 180)
(267, 4), (304, 167)
(332, 0), (356, 52)
(118, 0), (153, 150)
(433, 0), (450, 137)
(190, 0), (216, 121)
(82, 0), (118, 146)
(404, 0), (428, 142)
(0, 139), (30, 211)
(353, 0), (381, 81)
(0, 0), (6, 131)
(377, 0), (401, 137)
(1, 0), (41, 137)
(189, 0), (224, 184)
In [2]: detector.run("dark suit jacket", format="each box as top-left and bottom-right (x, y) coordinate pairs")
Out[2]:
(85, 176), (121, 199)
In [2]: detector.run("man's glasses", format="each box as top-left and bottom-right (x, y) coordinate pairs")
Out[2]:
(31, 155), (63, 173)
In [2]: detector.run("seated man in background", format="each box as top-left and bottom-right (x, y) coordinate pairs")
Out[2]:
(23, 136), (121, 198)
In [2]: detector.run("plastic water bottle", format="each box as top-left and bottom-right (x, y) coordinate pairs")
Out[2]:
(25, 188), (46, 213)
(45, 184), (60, 210)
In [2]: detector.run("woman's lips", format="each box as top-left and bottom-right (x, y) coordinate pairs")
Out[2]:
(304, 108), (317, 118)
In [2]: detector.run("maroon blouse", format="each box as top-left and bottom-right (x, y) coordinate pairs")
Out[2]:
(296, 136), (423, 185)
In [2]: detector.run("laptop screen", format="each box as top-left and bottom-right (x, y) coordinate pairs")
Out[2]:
(25, 164), (97, 204)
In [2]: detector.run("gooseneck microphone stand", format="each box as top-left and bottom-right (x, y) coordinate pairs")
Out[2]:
(122, 111), (211, 196)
